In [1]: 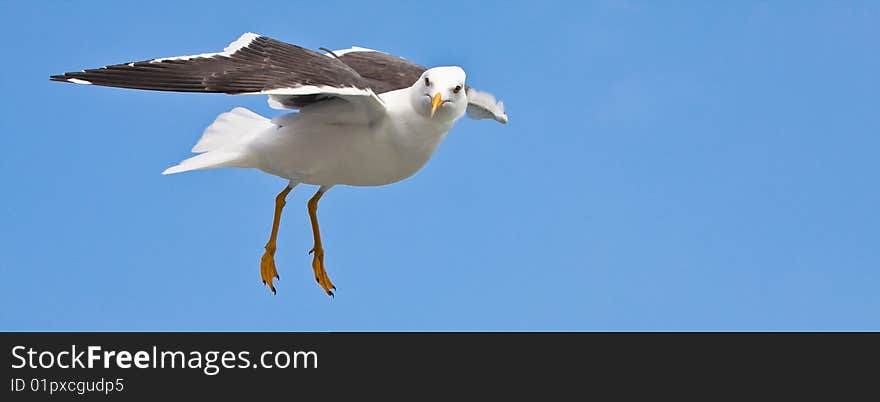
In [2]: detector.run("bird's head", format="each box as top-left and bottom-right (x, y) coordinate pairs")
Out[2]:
(411, 66), (467, 122)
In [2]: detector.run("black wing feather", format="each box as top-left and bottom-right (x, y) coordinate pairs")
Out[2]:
(50, 35), (369, 94)
(336, 51), (427, 94)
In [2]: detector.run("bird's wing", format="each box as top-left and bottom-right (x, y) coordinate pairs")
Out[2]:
(331, 47), (508, 124)
(332, 47), (427, 93)
(464, 87), (508, 124)
(50, 33), (386, 119)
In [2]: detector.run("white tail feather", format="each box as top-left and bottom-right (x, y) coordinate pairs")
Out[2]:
(162, 151), (242, 174)
(163, 107), (273, 175)
(192, 107), (269, 152)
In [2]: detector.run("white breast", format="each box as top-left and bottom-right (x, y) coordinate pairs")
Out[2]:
(248, 89), (453, 187)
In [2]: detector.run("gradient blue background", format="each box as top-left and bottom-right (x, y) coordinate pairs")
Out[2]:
(1, 1), (878, 330)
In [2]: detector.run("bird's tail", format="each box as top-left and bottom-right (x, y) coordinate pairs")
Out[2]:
(163, 107), (273, 175)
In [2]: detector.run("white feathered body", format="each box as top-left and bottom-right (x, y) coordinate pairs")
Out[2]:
(164, 88), (455, 187)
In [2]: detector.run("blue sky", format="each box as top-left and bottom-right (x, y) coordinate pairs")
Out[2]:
(1, 1), (878, 330)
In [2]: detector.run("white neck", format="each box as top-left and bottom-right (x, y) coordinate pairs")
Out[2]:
(371, 87), (457, 181)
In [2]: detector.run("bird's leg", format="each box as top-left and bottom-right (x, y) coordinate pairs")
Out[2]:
(260, 185), (293, 294)
(308, 187), (336, 296)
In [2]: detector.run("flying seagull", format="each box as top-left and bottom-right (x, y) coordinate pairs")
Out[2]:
(50, 33), (508, 296)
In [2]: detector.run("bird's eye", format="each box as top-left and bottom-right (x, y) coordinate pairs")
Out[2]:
(453, 85), (462, 94)
(424, 77), (430, 86)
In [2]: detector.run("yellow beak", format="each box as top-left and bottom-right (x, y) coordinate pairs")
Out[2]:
(430, 92), (443, 118)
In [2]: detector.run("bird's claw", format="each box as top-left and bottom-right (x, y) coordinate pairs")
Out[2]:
(260, 247), (280, 295)
(310, 246), (336, 296)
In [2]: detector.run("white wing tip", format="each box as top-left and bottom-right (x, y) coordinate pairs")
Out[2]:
(67, 78), (92, 85)
(151, 32), (262, 63)
(497, 108), (508, 124)
(466, 88), (508, 124)
(496, 101), (508, 124)
(329, 46), (379, 57)
(226, 32), (261, 52)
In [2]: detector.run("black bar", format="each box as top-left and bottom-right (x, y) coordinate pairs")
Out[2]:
(1, 332), (876, 399)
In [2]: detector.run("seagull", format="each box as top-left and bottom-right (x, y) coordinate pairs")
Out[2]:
(50, 33), (508, 297)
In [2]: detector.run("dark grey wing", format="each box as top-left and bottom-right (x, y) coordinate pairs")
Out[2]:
(50, 33), (381, 112)
(334, 47), (427, 93)
(331, 47), (507, 124)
